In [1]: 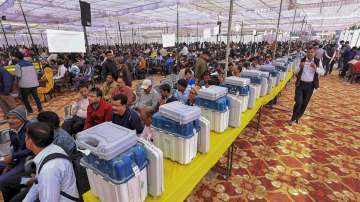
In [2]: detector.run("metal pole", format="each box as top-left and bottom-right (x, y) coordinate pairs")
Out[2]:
(288, 9), (297, 56)
(196, 22), (199, 43)
(18, 0), (35, 48)
(176, 1), (179, 46)
(131, 26), (134, 44)
(273, 0), (284, 59)
(224, 0), (234, 77)
(0, 20), (9, 48)
(14, 33), (18, 45)
(83, 25), (89, 54)
(117, 20), (123, 46)
(105, 26), (109, 48)
(240, 20), (244, 44)
(40, 32), (45, 47)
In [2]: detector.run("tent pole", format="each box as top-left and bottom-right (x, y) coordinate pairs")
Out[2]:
(40, 32), (45, 47)
(83, 25), (89, 54)
(0, 19), (9, 48)
(273, 0), (283, 59)
(105, 26), (109, 48)
(196, 22), (199, 43)
(224, 0), (234, 77)
(176, 1), (179, 46)
(131, 26), (134, 44)
(18, 0), (35, 48)
(240, 20), (243, 44)
(288, 8), (297, 56)
(118, 20), (123, 46)
(14, 33), (18, 45)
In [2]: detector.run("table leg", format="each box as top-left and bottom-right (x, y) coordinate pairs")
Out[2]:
(257, 106), (262, 131)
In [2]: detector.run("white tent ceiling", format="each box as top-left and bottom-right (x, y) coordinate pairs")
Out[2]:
(1, 0), (360, 43)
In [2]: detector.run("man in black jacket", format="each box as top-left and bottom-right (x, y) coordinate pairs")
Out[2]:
(290, 47), (325, 125)
(101, 50), (117, 81)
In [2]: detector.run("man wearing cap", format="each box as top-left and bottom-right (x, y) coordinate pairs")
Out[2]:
(134, 79), (160, 111)
(0, 106), (33, 201)
(194, 50), (210, 80)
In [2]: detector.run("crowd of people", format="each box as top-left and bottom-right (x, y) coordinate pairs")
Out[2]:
(0, 39), (357, 201)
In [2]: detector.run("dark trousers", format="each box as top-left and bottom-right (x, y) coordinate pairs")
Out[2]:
(0, 162), (26, 202)
(291, 82), (314, 122)
(62, 115), (85, 136)
(19, 87), (43, 113)
(323, 59), (335, 75)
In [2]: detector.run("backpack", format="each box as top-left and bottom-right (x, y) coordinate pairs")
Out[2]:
(36, 152), (90, 202)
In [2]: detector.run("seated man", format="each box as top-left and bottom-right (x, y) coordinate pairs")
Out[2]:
(53, 59), (67, 80)
(174, 79), (189, 104)
(134, 79), (160, 111)
(186, 87), (199, 106)
(84, 87), (112, 129)
(62, 83), (89, 135)
(184, 69), (196, 87)
(198, 70), (212, 88)
(0, 106), (32, 201)
(37, 111), (76, 156)
(23, 122), (79, 202)
(158, 83), (177, 107)
(112, 94), (144, 135)
(101, 74), (117, 101)
(111, 78), (134, 105)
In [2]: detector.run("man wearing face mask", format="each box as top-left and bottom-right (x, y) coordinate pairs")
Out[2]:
(112, 94), (144, 135)
(290, 47), (325, 125)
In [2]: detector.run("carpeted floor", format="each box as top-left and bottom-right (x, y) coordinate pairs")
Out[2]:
(1, 72), (359, 202)
(186, 73), (360, 202)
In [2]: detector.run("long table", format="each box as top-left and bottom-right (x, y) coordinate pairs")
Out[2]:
(83, 71), (294, 202)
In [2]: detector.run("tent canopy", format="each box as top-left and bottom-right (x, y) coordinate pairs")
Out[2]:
(1, 0), (359, 43)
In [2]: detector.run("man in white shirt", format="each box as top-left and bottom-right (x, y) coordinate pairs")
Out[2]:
(290, 47), (325, 125)
(54, 59), (67, 80)
(180, 43), (189, 56)
(23, 122), (79, 202)
(62, 83), (89, 135)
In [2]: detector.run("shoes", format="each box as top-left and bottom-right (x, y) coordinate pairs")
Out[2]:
(288, 120), (297, 126)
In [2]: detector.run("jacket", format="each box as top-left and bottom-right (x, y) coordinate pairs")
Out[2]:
(0, 66), (14, 95)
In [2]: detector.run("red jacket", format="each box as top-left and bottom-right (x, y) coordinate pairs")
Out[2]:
(84, 99), (112, 129)
(353, 61), (360, 74)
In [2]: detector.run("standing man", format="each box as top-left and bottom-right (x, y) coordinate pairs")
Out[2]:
(194, 50), (210, 80)
(290, 47), (325, 125)
(315, 45), (325, 63)
(101, 50), (117, 81)
(12, 50), (43, 113)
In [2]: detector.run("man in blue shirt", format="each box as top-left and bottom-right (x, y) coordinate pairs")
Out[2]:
(112, 94), (144, 135)
(174, 79), (189, 104)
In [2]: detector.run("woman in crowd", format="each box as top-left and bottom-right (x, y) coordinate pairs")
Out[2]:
(37, 64), (54, 102)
